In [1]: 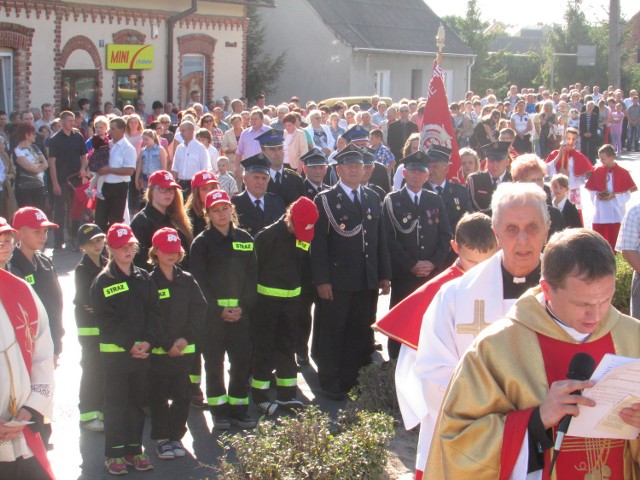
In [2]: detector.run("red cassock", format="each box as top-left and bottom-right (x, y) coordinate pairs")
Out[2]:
(374, 264), (464, 350)
(585, 163), (637, 194)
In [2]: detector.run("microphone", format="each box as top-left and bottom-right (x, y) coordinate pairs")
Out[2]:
(548, 352), (596, 476)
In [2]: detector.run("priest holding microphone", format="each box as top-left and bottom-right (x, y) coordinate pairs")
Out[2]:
(427, 229), (640, 479)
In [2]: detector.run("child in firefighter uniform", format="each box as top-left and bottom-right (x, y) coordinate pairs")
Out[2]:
(90, 223), (163, 475)
(190, 190), (258, 430)
(73, 223), (107, 432)
(251, 196), (319, 414)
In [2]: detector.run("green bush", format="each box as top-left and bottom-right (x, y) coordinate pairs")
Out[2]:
(614, 254), (633, 315)
(216, 406), (394, 480)
(347, 362), (400, 418)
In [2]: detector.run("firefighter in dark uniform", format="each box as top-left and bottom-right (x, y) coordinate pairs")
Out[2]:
(424, 145), (471, 265)
(382, 150), (452, 359)
(342, 125), (391, 194)
(90, 223), (163, 474)
(467, 141), (513, 215)
(231, 154), (285, 236)
(361, 147), (387, 204)
(190, 190), (258, 431)
(8, 207), (64, 449)
(256, 128), (305, 207)
(311, 144), (391, 401)
(251, 197), (319, 414)
(297, 148), (329, 366)
(73, 224), (108, 432)
(302, 148), (330, 200)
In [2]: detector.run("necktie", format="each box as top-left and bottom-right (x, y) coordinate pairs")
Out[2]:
(492, 177), (499, 190)
(274, 171), (281, 184)
(254, 199), (263, 211)
(436, 186), (443, 196)
(414, 194), (419, 206)
(352, 189), (361, 210)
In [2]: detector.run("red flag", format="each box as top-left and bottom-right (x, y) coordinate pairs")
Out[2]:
(420, 62), (463, 183)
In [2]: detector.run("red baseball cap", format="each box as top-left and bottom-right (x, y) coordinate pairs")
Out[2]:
(12, 207), (59, 230)
(0, 217), (16, 234)
(148, 170), (181, 189)
(106, 223), (138, 249)
(290, 196), (319, 243)
(205, 189), (232, 209)
(152, 227), (184, 254)
(191, 170), (219, 189)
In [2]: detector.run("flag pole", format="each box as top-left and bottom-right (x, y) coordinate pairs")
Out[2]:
(436, 24), (445, 67)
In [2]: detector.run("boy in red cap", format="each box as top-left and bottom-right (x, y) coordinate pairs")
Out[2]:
(90, 223), (163, 475)
(585, 143), (637, 250)
(148, 227), (206, 460)
(7, 207), (62, 450)
(250, 196), (319, 414)
(190, 190), (258, 430)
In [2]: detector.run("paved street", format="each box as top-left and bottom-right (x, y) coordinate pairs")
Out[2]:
(43, 150), (640, 479)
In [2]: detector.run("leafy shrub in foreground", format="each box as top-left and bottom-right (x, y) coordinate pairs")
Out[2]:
(216, 406), (394, 480)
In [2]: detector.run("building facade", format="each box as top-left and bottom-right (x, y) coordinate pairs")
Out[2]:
(0, 0), (270, 114)
(259, 0), (475, 104)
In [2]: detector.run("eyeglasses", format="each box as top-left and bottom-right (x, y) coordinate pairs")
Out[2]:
(153, 187), (176, 194)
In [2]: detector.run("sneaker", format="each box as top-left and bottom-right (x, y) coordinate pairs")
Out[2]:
(229, 414), (257, 429)
(105, 457), (128, 475)
(170, 440), (186, 457)
(213, 415), (231, 431)
(256, 401), (278, 416)
(124, 453), (154, 472)
(276, 398), (305, 410)
(156, 440), (175, 460)
(82, 418), (104, 432)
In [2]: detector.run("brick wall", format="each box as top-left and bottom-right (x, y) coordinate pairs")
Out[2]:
(0, 22), (34, 111)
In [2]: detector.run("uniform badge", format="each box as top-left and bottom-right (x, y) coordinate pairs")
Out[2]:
(339, 223), (346, 230)
(367, 215), (372, 220)
(336, 204), (341, 209)
(402, 217), (408, 223)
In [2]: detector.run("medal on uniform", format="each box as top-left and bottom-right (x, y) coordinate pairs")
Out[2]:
(427, 210), (433, 225)
(366, 208), (372, 220)
(402, 217), (408, 223)
(454, 197), (461, 210)
(407, 214), (412, 220)
(435, 218), (439, 224)
(367, 215), (372, 220)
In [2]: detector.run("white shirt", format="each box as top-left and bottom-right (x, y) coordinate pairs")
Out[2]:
(246, 190), (264, 209)
(339, 181), (361, 202)
(407, 188), (422, 204)
(270, 167), (284, 183)
(207, 145), (220, 171)
(105, 137), (137, 184)
(553, 196), (568, 211)
(172, 139), (210, 181)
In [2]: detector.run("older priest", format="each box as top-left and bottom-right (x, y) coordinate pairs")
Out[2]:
(0, 217), (55, 480)
(428, 229), (640, 479)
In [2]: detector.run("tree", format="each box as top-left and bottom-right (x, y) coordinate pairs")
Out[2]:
(445, 0), (496, 94)
(245, 7), (287, 101)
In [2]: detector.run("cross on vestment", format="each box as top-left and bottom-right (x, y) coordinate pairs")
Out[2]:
(456, 299), (491, 337)
(15, 302), (37, 354)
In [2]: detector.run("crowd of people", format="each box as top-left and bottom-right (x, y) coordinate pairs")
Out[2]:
(0, 81), (640, 479)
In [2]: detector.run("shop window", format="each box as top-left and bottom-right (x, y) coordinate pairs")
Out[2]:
(0, 50), (12, 113)
(181, 54), (206, 106)
(115, 71), (141, 108)
(61, 70), (98, 111)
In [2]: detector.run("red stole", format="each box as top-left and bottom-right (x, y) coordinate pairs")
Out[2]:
(545, 149), (594, 177)
(374, 264), (463, 349)
(585, 163), (637, 194)
(0, 269), (56, 480)
(500, 331), (624, 480)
